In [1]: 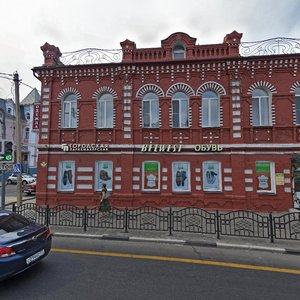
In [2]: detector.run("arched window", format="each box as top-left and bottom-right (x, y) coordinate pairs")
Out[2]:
(142, 92), (159, 128)
(252, 89), (271, 126)
(62, 94), (77, 128)
(97, 93), (113, 128)
(173, 44), (185, 60)
(172, 92), (189, 128)
(26, 112), (30, 120)
(295, 87), (300, 125)
(202, 91), (219, 127)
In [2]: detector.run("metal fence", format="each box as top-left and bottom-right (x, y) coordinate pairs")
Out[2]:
(8, 203), (300, 242)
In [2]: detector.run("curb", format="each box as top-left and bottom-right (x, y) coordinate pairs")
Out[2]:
(52, 232), (300, 254)
(216, 242), (286, 253)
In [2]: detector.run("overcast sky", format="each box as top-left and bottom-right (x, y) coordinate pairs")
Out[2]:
(0, 0), (299, 100)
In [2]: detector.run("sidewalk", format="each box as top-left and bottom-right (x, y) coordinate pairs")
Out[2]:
(50, 224), (300, 255)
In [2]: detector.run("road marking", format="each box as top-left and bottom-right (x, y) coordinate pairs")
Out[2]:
(51, 248), (300, 275)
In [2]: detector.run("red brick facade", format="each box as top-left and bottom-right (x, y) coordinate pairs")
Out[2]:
(32, 31), (300, 211)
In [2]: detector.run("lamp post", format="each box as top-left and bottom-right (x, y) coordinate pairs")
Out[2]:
(13, 71), (22, 206)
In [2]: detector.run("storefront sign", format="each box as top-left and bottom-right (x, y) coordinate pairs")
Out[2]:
(194, 144), (223, 152)
(33, 104), (40, 130)
(61, 144), (109, 152)
(141, 144), (183, 152)
(141, 144), (223, 152)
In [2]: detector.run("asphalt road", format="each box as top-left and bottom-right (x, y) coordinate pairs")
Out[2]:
(1, 237), (300, 300)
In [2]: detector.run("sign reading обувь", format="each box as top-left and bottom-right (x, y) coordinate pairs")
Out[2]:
(141, 144), (223, 153)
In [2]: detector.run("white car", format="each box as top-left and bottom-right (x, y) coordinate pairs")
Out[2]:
(7, 174), (36, 185)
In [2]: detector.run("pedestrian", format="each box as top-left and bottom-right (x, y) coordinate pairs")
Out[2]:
(99, 183), (111, 212)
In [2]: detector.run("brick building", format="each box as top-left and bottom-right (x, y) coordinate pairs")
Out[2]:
(32, 31), (300, 211)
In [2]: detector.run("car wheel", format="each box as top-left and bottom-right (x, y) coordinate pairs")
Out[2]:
(7, 179), (12, 184)
(22, 180), (28, 185)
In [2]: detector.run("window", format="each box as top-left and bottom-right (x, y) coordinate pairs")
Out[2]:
(202, 91), (219, 127)
(7, 108), (11, 114)
(97, 93), (113, 128)
(203, 161), (222, 192)
(172, 162), (190, 192)
(142, 92), (159, 128)
(172, 92), (189, 128)
(252, 89), (271, 126)
(173, 44), (185, 59)
(25, 127), (29, 139)
(26, 112), (30, 120)
(95, 161), (113, 191)
(295, 87), (300, 125)
(58, 161), (75, 192)
(142, 161), (160, 192)
(62, 94), (77, 128)
(255, 161), (275, 193)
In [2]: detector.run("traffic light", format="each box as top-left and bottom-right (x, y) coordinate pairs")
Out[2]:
(0, 141), (14, 162)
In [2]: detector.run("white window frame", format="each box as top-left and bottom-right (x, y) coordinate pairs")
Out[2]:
(142, 161), (160, 192)
(58, 161), (75, 192)
(203, 161), (222, 192)
(62, 94), (77, 128)
(295, 87), (300, 125)
(172, 92), (189, 128)
(252, 89), (272, 126)
(95, 161), (113, 191)
(172, 161), (191, 192)
(142, 92), (159, 128)
(97, 93), (114, 128)
(256, 161), (276, 194)
(202, 91), (220, 127)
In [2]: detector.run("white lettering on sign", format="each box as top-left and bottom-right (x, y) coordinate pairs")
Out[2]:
(61, 144), (109, 152)
(194, 144), (223, 152)
(141, 144), (183, 153)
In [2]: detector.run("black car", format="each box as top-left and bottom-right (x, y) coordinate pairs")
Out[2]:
(0, 210), (52, 281)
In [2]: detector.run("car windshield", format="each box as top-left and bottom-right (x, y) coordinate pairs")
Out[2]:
(0, 213), (32, 235)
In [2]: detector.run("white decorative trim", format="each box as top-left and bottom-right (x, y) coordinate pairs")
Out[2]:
(290, 81), (300, 93)
(166, 82), (195, 96)
(196, 81), (226, 96)
(93, 86), (118, 98)
(136, 84), (164, 97)
(247, 81), (277, 94)
(57, 87), (82, 100)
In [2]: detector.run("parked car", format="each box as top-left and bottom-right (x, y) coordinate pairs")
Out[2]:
(7, 174), (36, 185)
(0, 210), (52, 281)
(22, 181), (37, 195)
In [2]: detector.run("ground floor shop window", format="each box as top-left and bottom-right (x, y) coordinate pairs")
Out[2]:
(203, 161), (222, 192)
(172, 162), (190, 192)
(142, 161), (160, 192)
(255, 161), (275, 193)
(95, 161), (113, 191)
(58, 161), (75, 192)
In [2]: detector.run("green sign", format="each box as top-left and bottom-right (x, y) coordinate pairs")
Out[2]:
(144, 162), (159, 172)
(256, 162), (270, 173)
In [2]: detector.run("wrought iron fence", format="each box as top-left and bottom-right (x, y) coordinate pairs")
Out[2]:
(8, 203), (300, 242)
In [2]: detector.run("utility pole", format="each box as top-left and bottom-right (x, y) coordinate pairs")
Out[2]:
(13, 71), (22, 206)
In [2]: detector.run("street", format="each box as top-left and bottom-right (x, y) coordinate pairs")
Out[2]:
(1, 236), (300, 299)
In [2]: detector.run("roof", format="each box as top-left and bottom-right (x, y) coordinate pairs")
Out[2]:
(20, 88), (40, 106)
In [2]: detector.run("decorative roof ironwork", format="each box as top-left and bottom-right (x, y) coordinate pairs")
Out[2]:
(60, 48), (122, 65)
(240, 37), (300, 57)
(59, 37), (300, 65)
